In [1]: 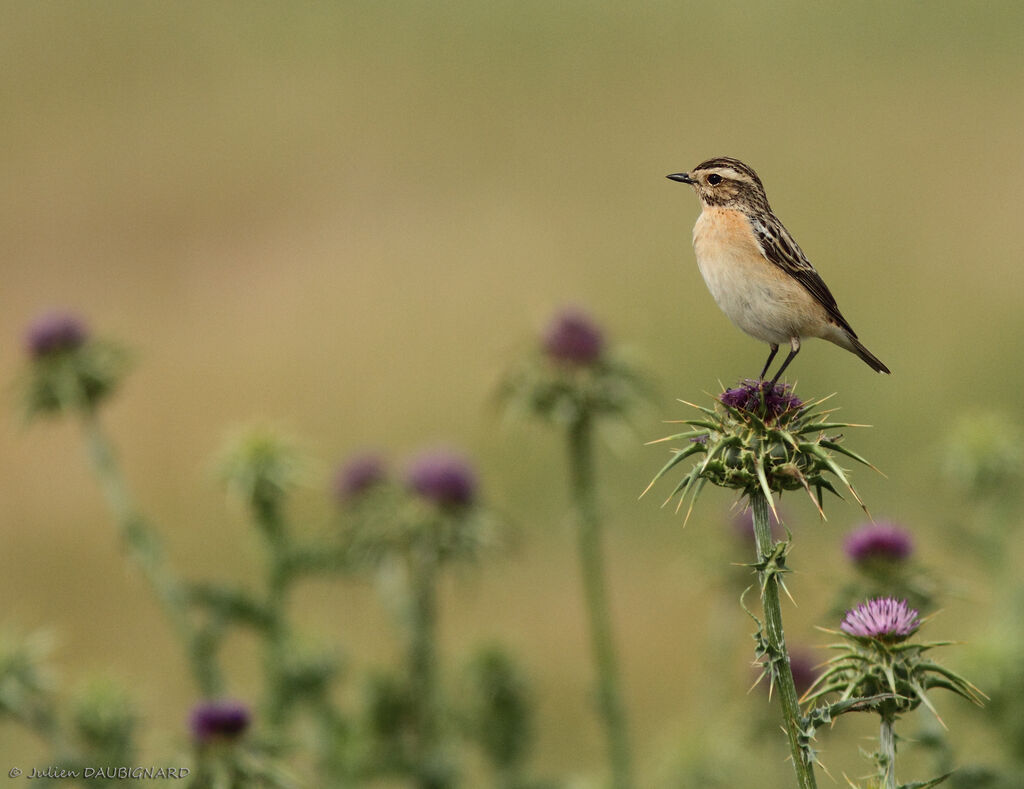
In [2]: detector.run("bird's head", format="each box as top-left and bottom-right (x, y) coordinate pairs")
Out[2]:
(667, 157), (770, 212)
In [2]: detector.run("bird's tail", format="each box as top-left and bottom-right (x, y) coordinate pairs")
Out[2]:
(849, 336), (891, 374)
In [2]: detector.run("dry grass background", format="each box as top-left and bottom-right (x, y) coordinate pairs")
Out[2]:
(2, 3), (1024, 783)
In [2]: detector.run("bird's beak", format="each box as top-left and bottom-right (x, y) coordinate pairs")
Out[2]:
(666, 172), (695, 184)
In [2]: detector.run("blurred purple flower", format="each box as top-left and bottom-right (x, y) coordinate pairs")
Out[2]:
(406, 449), (477, 508)
(841, 597), (921, 642)
(720, 379), (802, 421)
(788, 648), (819, 696)
(189, 699), (251, 743)
(333, 452), (387, 502)
(844, 521), (914, 565)
(542, 307), (605, 365)
(732, 505), (785, 543)
(25, 311), (88, 358)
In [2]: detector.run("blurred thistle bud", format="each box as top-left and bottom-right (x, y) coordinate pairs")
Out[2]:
(941, 412), (1024, 499)
(542, 307), (605, 366)
(276, 643), (341, 704)
(756, 646), (818, 698)
(189, 699), (251, 745)
(498, 306), (651, 428)
(344, 446), (496, 569)
(787, 648), (819, 697)
(405, 449), (477, 509)
(647, 379), (874, 522)
(804, 597), (984, 722)
(464, 646), (533, 773)
(333, 451), (388, 504)
(731, 504), (786, 544)
(19, 311), (131, 419)
(71, 678), (137, 755)
(26, 312), (88, 358)
(217, 427), (304, 523)
(844, 521), (914, 567)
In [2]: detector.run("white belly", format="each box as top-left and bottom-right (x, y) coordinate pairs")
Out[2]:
(692, 209), (819, 345)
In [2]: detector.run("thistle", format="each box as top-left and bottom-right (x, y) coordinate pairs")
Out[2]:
(190, 700), (252, 745)
(498, 307), (647, 789)
(844, 522), (914, 567)
(806, 597), (984, 721)
(646, 380), (878, 789)
(496, 306), (651, 429)
(646, 379), (873, 522)
(18, 311), (131, 419)
(804, 597), (985, 789)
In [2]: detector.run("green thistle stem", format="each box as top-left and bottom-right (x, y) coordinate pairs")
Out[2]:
(879, 714), (897, 789)
(567, 415), (633, 789)
(254, 498), (291, 731)
(80, 413), (222, 697)
(406, 546), (446, 788)
(750, 490), (817, 789)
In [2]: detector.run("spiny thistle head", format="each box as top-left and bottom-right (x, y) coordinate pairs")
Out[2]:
(216, 427), (306, 523)
(405, 449), (477, 509)
(841, 597), (920, 643)
(344, 446), (497, 568)
(646, 380), (874, 521)
(189, 699), (251, 744)
(844, 521), (913, 566)
(26, 312), (88, 357)
(333, 451), (388, 504)
(941, 412), (1024, 499)
(497, 306), (651, 427)
(542, 308), (605, 365)
(71, 678), (137, 753)
(18, 311), (131, 419)
(803, 597), (985, 723)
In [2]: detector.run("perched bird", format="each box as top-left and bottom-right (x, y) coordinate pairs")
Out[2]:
(667, 157), (890, 383)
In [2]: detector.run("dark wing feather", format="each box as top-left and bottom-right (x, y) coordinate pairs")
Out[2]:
(747, 213), (858, 337)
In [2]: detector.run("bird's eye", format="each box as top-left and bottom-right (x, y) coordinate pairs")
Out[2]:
(706, 174), (722, 186)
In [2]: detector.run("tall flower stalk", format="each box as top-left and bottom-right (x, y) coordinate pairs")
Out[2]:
(18, 313), (221, 697)
(498, 308), (649, 789)
(647, 379), (876, 789)
(748, 489), (816, 789)
(804, 597), (984, 788)
(566, 411), (632, 789)
(341, 448), (494, 788)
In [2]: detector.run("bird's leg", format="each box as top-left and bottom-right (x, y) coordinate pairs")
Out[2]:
(769, 337), (801, 387)
(759, 344), (779, 381)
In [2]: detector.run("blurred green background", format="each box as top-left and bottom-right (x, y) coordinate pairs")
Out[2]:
(3, 2), (1024, 784)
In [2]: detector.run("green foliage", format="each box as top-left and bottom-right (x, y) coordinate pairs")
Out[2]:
(463, 646), (533, 774)
(497, 348), (652, 429)
(19, 339), (131, 420)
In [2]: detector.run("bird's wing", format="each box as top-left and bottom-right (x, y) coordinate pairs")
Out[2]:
(747, 213), (858, 337)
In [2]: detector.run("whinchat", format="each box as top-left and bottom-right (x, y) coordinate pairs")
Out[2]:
(667, 157), (890, 383)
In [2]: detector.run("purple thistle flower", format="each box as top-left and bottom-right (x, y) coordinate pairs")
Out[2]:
(720, 379), (803, 421)
(542, 307), (605, 366)
(844, 521), (914, 565)
(841, 597), (921, 642)
(189, 699), (251, 743)
(333, 452), (387, 502)
(406, 449), (477, 508)
(25, 311), (88, 358)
